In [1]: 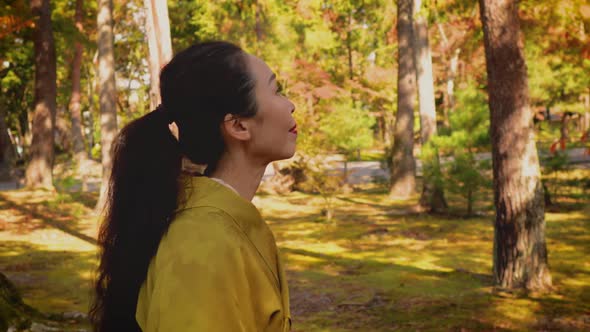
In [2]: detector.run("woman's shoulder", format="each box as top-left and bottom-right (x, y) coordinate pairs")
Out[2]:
(150, 206), (247, 270)
(168, 206), (243, 242)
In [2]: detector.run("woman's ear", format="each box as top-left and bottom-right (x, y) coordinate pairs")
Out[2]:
(221, 113), (251, 142)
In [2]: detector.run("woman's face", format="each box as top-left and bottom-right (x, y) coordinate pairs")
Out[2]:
(243, 54), (297, 163)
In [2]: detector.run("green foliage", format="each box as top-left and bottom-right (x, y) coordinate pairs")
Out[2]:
(423, 82), (491, 215)
(542, 150), (570, 201)
(0, 1), (34, 142)
(319, 100), (376, 157)
(523, 0), (590, 115)
(297, 160), (343, 222)
(2, 0), (589, 189)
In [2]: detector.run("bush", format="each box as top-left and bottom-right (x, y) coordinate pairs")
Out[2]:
(319, 99), (375, 159)
(422, 82), (491, 215)
(296, 155), (343, 222)
(541, 150), (570, 204)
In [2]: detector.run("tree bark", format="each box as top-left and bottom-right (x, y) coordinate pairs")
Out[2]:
(581, 89), (589, 133)
(446, 49), (460, 120)
(25, 0), (57, 189)
(560, 112), (571, 142)
(435, 20), (459, 128)
(69, 0), (87, 167)
(144, 0), (173, 111)
(347, 9), (354, 80)
(0, 103), (15, 181)
(95, 0), (118, 211)
(255, 0), (263, 42)
(390, 0), (417, 199)
(413, 0), (447, 212)
(0, 272), (40, 331)
(479, 0), (552, 291)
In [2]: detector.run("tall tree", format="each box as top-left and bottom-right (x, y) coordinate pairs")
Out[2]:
(583, 89), (590, 133)
(413, 0), (447, 212)
(479, 0), (552, 290)
(144, 0), (172, 110)
(390, 0), (417, 199)
(25, 0), (57, 189)
(0, 103), (15, 180)
(69, 0), (87, 167)
(96, 0), (118, 210)
(255, 0), (264, 44)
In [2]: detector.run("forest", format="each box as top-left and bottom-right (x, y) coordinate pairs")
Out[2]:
(0, 0), (589, 331)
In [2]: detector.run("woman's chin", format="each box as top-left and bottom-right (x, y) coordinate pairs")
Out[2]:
(271, 148), (296, 162)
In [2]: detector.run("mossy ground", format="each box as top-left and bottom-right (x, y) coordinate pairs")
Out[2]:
(0, 168), (588, 331)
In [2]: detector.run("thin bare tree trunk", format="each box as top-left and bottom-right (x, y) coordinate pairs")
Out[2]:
(85, 61), (96, 157)
(347, 9), (354, 80)
(560, 112), (571, 142)
(95, 0), (118, 211)
(413, 0), (447, 212)
(435, 15), (462, 129)
(144, 0), (173, 110)
(25, 0), (56, 189)
(447, 49), (460, 116)
(0, 103), (15, 180)
(436, 22), (452, 128)
(390, 0), (417, 199)
(581, 89), (589, 133)
(69, 0), (87, 167)
(255, 0), (263, 43)
(479, 0), (552, 291)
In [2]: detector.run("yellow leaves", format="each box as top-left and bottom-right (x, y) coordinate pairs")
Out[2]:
(304, 25), (338, 52)
(296, 0), (324, 20)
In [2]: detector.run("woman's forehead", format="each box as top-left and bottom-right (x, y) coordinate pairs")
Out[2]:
(245, 54), (273, 82)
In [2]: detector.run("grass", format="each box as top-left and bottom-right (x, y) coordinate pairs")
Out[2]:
(0, 169), (588, 331)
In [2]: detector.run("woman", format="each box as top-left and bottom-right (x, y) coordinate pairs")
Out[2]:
(90, 41), (296, 332)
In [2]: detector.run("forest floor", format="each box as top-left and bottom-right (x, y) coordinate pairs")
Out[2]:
(0, 166), (588, 331)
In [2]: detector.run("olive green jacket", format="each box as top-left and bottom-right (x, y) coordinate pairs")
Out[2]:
(136, 176), (291, 331)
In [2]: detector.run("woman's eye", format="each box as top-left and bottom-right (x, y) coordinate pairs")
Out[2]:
(276, 82), (285, 96)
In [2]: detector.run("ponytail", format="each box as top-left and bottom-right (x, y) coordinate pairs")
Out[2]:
(90, 107), (182, 332)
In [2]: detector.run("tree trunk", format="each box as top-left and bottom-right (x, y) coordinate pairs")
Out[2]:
(55, 107), (71, 151)
(479, 0), (552, 291)
(144, 0), (173, 111)
(467, 188), (473, 216)
(581, 89), (589, 133)
(0, 272), (39, 331)
(95, 0), (118, 211)
(435, 21), (455, 128)
(347, 9), (354, 80)
(0, 103), (15, 181)
(390, 0), (417, 199)
(560, 112), (571, 142)
(86, 62), (96, 157)
(69, 0), (87, 167)
(414, 0), (447, 212)
(384, 109), (393, 147)
(25, 0), (57, 190)
(446, 49), (460, 124)
(255, 0), (263, 49)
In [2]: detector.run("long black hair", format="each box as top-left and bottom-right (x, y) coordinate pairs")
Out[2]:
(89, 41), (258, 332)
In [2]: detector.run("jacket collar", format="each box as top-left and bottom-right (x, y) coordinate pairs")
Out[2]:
(178, 175), (281, 287)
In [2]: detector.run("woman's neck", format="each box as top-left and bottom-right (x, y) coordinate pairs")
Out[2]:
(209, 152), (266, 202)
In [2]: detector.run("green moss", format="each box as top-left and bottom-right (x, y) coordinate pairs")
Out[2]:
(0, 169), (588, 331)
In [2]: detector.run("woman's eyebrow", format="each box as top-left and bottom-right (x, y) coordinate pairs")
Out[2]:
(268, 73), (276, 85)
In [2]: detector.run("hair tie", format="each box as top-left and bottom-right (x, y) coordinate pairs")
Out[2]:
(155, 104), (174, 124)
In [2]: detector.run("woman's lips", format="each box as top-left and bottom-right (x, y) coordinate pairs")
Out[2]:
(289, 124), (297, 134)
